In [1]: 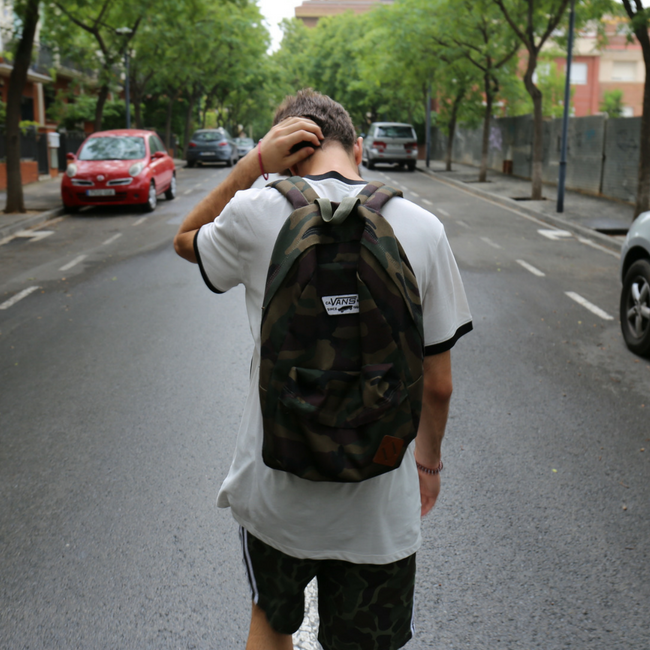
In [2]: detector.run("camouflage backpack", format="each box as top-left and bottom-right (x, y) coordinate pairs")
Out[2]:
(259, 176), (424, 482)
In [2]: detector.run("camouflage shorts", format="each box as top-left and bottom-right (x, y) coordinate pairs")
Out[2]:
(240, 527), (415, 650)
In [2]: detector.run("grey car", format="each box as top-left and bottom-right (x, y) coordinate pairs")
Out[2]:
(186, 128), (238, 168)
(235, 137), (255, 158)
(363, 122), (418, 171)
(620, 210), (650, 357)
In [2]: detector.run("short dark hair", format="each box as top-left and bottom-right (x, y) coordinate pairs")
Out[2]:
(273, 89), (356, 151)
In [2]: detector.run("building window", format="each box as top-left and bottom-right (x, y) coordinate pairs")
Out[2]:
(612, 61), (636, 82)
(570, 62), (588, 85)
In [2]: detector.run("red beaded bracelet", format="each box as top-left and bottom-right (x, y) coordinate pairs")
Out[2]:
(416, 460), (443, 475)
(257, 140), (269, 181)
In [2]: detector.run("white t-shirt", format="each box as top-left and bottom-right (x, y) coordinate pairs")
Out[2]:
(195, 171), (472, 564)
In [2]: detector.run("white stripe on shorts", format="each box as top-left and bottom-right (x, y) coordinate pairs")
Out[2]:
(240, 527), (260, 604)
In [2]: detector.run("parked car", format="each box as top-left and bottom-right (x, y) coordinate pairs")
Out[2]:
(362, 122), (418, 171)
(619, 210), (650, 357)
(61, 129), (176, 213)
(235, 137), (255, 158)
(186, 128), (238, 168)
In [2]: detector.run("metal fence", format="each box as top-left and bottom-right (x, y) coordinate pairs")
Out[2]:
(58, 131), (87, 171)
(431, 114), (642, 203)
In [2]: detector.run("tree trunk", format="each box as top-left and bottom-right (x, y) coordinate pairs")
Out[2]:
(633, 26), (650, 218)
(524, 56), (544, 200)
(165, 94), (175, 152)
(4, 0), (40, 214)
(479, 74), (493, 183)
(446, 85), (465, 172)
(183, 92), (198, 158)
(132, 83), (143, 129)
(94, 84), (110, 132)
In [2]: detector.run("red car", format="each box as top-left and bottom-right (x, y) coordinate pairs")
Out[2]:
(61, 129), (176, 213)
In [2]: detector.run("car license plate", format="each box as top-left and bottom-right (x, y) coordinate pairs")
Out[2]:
(87, 189), (115, 196)
(200, 152), (214, 156)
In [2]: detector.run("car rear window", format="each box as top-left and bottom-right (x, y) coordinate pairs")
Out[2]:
(79, 137), (146, 161)
(236, 138), (254, 146)
(193, 131), (224, 142)
(376, 126), (415, 139)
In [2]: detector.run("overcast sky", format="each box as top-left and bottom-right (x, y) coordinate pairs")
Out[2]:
(257, 0), (304, 52)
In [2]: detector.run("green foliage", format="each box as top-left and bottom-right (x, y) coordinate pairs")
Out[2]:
(47, 89), (140, 130)
(0, 99), (6, 124)
(600, 88), (624, 117)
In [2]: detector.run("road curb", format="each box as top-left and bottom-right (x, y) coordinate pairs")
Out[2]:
(417, 167), (623, 254)
(0, 207), (67, 241)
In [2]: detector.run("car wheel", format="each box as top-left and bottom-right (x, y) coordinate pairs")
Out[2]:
(620, 259), (650, 357)
(407, 161), (416, 172)
(64, 203), (79, 214)
(226, 156), (233, 167)
(164, 173), (177, 200)
(143, 180), (157, 213)
(187, 160), (195, 168)
(366, 157), (375, 170)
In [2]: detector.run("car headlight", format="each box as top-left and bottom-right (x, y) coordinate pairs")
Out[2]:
(66, 164), (77, 178)
(129, 162), (145, 177)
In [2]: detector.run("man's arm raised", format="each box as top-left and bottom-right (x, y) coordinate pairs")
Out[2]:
(174, 117), (323, 263)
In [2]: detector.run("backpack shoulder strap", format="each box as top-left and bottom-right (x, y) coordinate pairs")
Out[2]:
(358, 181), (403, 211)
(268, 176), (320, 208)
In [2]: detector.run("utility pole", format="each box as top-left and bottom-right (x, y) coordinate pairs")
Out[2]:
(425, 82), (432, 168)
(557, 0), (576, 213)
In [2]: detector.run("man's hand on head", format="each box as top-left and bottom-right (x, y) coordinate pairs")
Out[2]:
(258, 117), (324, 174)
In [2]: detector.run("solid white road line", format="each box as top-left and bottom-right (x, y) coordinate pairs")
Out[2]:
(516, 259), (546, 277)
(436, 207), (449, 217)
(538, 229), (572, 241)
(132, 217), (148, 226)
(577, 236), (621, 259)
(0, 286), (40, 310)
(565, 291), (614, 320)
(59, 255), (87, 272)
(481, 236), (502, 249)
(422, 198), (433, 206)
(102, 233), (123, 246)
(456, 220), (471, 229)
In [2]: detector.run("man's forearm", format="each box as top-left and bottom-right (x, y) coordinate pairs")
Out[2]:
(173, 151), (260, 263)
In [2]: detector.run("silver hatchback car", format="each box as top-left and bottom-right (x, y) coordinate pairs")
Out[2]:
(620, 210), (650, 357)
(363, 122), (418, 171)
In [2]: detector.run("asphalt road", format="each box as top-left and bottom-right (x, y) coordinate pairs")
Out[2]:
(0, 163), (648, 650)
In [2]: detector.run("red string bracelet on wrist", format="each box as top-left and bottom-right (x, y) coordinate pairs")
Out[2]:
(257, 140), (269, 181)
(416, 460), (443, 475)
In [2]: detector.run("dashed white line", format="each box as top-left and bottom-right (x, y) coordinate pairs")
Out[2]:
(59, 254), (87, 271)
(457, 220), (471, 229)
(516, 259), (546, 277)
(102, 233), (123, 246)
(132, 217), (148, 227)
(0, 286), (40, 310)
(481, 236), (502, 249)
(436, 207), (449, 217)
(538, 229), (572, 241)
(422, 199), (433, 206)
(183, 189), (193, 195)
(410, 191), (420, 198)
(565, 291), (614, 320)
(15, 230), (54, 242)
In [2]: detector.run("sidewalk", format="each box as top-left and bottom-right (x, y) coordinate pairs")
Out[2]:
(417, 159), (634, 250)
(0, 159), (186, 241)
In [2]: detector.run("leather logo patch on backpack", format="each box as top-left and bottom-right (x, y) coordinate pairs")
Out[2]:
(372, 435), (405, 467)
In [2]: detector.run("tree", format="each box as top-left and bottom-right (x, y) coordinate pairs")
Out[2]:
(621, 0), (650, 217)
(4, 0), (40, 214)
(599, 88), (624, 117)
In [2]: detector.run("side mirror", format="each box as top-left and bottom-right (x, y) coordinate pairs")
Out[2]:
(152, 151), (166, 159)
(66, 152), (77, 161)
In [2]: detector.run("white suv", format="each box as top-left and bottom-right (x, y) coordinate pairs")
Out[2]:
(362, 122), (418, 171)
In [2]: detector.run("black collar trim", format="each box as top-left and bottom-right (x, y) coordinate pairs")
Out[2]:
(304, 171), (366, 185)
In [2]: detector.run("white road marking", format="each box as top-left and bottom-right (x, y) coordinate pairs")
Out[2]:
(410, 191), (420, 198)
(516, 259), (546, 277)
(565, 291), (614, 320)
(193, 183), (203, 189)
(538, 229), (572, 241)
(15, 230), (54, 242)
(457, 220), (471, 229)
(102, 233), (123, 246)
(59, 254), (87, 271)
(436, 207), (449, 217)
(577, 236), (621, 259)
(422, 198), (433, 206)
(183, 189), (193, 195)
(481, 236), (502, 249)
(0, 286), (40, 310)
(132, 216), (148, 226)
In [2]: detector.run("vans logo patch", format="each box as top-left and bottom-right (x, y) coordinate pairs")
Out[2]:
(322, 294), (359, 316)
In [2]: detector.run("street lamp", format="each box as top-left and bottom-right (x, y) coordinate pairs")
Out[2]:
(115, 27), (133, 129)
